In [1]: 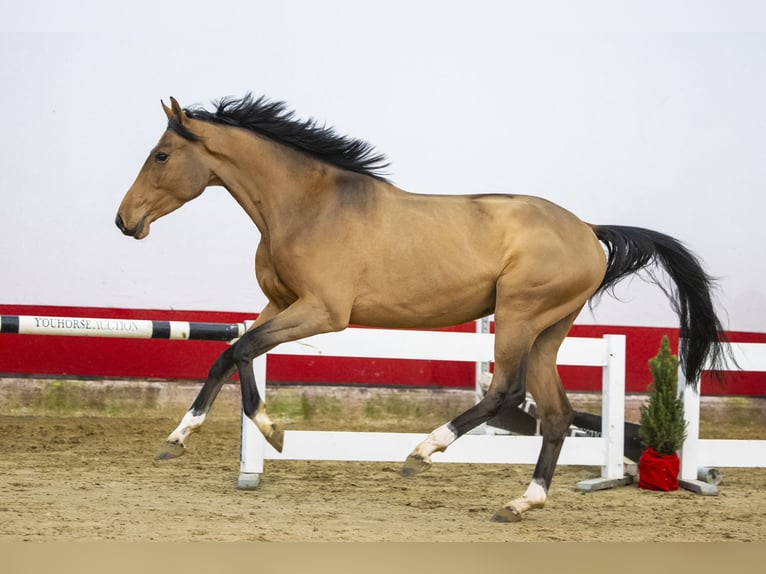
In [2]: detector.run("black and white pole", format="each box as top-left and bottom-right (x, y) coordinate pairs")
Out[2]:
(0, 315), (245, 342)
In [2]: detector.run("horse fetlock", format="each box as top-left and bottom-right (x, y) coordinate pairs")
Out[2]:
(265, 423), (285, 453)
(167, 411), (206, 444)
(254, 405), (284, 452)
(492, 493), (545, 522)
(519, 479), (548, 510)
(492, 480), (547, 522)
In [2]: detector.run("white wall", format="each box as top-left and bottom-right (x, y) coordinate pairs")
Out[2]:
(1, 1), (764, 332)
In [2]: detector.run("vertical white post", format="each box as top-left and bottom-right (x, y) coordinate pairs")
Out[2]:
(237, 354), (267, 490)
(678, 366), (701, 481)
(602, 335), (625, 479)
(475, 317), (490, 402)
(472, 317), (492, 436)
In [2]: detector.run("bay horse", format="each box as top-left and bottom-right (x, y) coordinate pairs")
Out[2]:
(116, 94), (728, 522)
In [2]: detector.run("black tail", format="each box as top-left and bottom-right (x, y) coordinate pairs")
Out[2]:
(593, 225), (730, 385)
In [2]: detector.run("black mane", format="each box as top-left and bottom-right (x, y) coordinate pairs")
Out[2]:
(173, 94), (390, 181)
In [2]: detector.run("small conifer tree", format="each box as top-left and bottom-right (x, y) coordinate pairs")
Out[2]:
(639, 336), (688, 455)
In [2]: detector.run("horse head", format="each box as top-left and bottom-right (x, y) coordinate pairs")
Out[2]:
(115, 98), (214, 239)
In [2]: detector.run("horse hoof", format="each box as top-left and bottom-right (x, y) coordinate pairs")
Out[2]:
(155, 441), (186, 461)
(266, 425), (284, 453)
(491, 506), (522, 523)
(401, 454), (431, 477)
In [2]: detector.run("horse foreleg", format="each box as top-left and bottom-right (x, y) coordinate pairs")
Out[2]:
(157, 345), (237, 460)
(158, 304), (283, 460)
(232, 297), (350, 453)
(239, 353), (284, 452)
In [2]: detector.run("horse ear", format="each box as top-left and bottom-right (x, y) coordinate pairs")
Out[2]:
(161, 96), (189, 126)
(161, 99), (174, 120)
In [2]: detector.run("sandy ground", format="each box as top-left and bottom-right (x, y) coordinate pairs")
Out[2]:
(0, 405), (764, 542)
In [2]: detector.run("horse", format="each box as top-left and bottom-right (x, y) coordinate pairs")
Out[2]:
(116, 94), (729, 522)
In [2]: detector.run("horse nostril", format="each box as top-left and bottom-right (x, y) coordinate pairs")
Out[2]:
(115, 213), (130, 235)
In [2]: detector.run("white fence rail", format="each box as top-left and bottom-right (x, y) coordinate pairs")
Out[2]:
(242, 330), (766, 491)
(239, 329), (627, 488)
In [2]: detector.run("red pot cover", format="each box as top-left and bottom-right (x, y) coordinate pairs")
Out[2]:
(638, 448), (680, 491)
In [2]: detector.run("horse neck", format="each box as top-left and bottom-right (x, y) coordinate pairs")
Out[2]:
(199, 123), (331, 234)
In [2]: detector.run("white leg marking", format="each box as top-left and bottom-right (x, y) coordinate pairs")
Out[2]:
(166, 410), (206, 445)
(522, 479), (547, 505)
(506, 479), (548, 515)
(413, 423), (458, 459)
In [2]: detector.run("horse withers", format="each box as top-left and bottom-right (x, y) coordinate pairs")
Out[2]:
(116, 95), (729, 522)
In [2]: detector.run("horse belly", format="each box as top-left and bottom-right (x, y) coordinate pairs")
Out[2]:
(349, 270), (498, 329)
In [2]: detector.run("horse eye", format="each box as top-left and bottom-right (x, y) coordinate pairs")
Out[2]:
(154, 152), (169, 162)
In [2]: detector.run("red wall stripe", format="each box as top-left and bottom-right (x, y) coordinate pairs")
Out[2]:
(1, 304), (764, 396)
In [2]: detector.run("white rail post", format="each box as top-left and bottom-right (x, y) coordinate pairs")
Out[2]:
(237, 353), (267, 489)
(575, 334), (630, 492)
(602, 334), (626, 479)
(473, 317), (492, 435)
(678, 365), (701, 482)
(475, 317), (490, 401)
(677, 360), (718, 494)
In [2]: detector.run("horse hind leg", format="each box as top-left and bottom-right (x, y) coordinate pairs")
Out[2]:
(401, 344), (530, 476)
(490, 393), (573, 522)
(491, 313), (578, 523)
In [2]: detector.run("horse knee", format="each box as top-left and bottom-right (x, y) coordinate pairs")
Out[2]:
(232, 338), (253, 366)
(207, 346), (236, 379)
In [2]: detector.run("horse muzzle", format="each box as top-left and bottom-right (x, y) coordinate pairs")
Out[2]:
(115, 213), (147, 239)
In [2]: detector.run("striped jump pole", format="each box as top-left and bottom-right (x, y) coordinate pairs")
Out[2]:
(0, 314), (246, 342)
